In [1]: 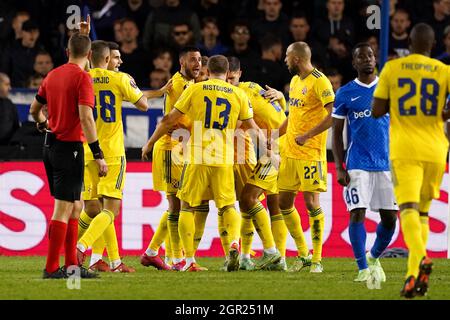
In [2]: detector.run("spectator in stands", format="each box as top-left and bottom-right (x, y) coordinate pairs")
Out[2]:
(149, 69), (171, 90)
(119, 18), (152, 87)
(390, 8), (411, 57)
(152, 48), (173, 75)
(26, 73), (44, 89)
(435, 25), (450, 64)
(424, 0), (450, 55)
(326, 34), (354, 83)
(91, 0), (127, 41)
(33, 51), (54, 78)
(123, 0), (152, 35)
(114, 19), (124, 44)
(11, 11), (30, 42)
(314, 0), (355, 48)
(143, 0), (201, 51)
(0, 73), (19, 145)
(169, 22), (196, 55)
(251, 0), (290, 45)
(325, 68), (343, 93)
(1, 20), (43, 87)
(287, 14), (326, 67)
(193, 0), (228, 40)
(227, 21), (261, 81)
(197, 17), (228, 57)
(257, 34), (290, 91)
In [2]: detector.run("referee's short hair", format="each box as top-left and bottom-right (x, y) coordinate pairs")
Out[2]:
(207, 55), (229, 75)
(68, 33), (91, 58)
(91, 40), (111, 66)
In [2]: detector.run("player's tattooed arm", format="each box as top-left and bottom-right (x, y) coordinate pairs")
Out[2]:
(295, 102), (333, 146)
(371, 97), (389, 118)
(332, 117), (350, 186)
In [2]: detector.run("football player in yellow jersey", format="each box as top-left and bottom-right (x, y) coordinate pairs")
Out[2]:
(142, 55), (272, 271)
(277, 42), (335, 273)
(75, 40), (149, 271)
(140, 47), (203, 271)
(227, 56), (287, 271)
(78, 41), (173, 272)
(372, 24), (450, 298)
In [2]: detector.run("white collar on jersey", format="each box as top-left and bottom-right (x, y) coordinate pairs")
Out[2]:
(354, 76), (379, 88)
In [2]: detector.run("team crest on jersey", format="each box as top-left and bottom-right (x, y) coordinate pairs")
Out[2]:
(302, 86), (307, 95)
(322, 89), (332, 98)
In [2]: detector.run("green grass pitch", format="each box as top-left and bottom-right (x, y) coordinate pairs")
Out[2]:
(1, 256), (449, 300)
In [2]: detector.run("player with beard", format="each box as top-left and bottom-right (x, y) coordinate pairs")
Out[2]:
(278, 42), (335, 273)
(140, 46), (202, 271)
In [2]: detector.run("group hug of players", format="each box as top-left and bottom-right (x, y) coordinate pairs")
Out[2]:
(47, 18), (449, 298)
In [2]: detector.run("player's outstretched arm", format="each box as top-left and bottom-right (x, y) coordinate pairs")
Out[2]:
(295, 102), (333, 146)
(332, 117), (350, 186)
(371, 97), (389, 118)
(142, 79), (173, 99)
(134, 96), (149, 112)
(141, 108), (184, 160)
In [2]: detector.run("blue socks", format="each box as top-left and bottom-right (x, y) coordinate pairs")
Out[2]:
(349, 221), (367, 270)
(370, 222), (395, 259)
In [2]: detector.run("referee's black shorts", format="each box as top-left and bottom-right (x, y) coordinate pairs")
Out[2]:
(43, 138), (84, 202)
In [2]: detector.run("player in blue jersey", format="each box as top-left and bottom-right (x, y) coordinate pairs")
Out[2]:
(331, 43), (398, 286)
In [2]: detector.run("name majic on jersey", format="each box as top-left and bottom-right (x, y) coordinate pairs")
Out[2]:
(168, 122), (278, 166)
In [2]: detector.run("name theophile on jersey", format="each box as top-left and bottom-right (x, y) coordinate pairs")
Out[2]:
(202, 84), (233, 93)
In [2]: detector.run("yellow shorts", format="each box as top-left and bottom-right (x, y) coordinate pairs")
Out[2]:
(152, 140), (184, 195)
(177, 164), (235, 208)
(246, 156), (278, 195)
(82, 156), (126, 200)
(234, 162), (255, 200)
(390, 159), (445, 212)
(278, 157), (327, 193)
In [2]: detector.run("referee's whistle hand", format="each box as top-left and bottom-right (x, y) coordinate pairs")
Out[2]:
(96, 159), (108, 177)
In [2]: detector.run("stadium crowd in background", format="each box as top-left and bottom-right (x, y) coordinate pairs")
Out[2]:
(0, 0), (449, 92)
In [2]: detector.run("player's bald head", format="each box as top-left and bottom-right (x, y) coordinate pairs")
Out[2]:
(287, 42), (311, 61)
(409, 23), (435, 55)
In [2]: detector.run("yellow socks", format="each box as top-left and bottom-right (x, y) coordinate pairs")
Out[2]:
(168, 211), (183, 259)
(193, 204), (209, 251)
(91, 235), (106, 257)
(401, 208), (426, 278)
(308, 207), (324, 263)
(148, 211), (169, 252)
(281, 207), (309, 257)
(178, 210), (195, 258)
(245, 202), (276, 251)
(240, 212), (254, 256)
(420, 215), (429, 246)
(78, 209), (114, 250)
(218, 212), (230, 255)
(164, 234), (172, 259)
(220, 207), (241, 246)
(103, 223), (120, 262)
(270, 214), (287, 257)
(78, 210), (92, 240)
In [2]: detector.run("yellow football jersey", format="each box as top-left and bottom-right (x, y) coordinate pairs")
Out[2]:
(160, 71), (194, 150)
(286, 68), (334, 161)
(84, 68), (143, 160)
(238, 82), (287, 133)
(374, 54), (450, 164)
(174, 78), (253, 166)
